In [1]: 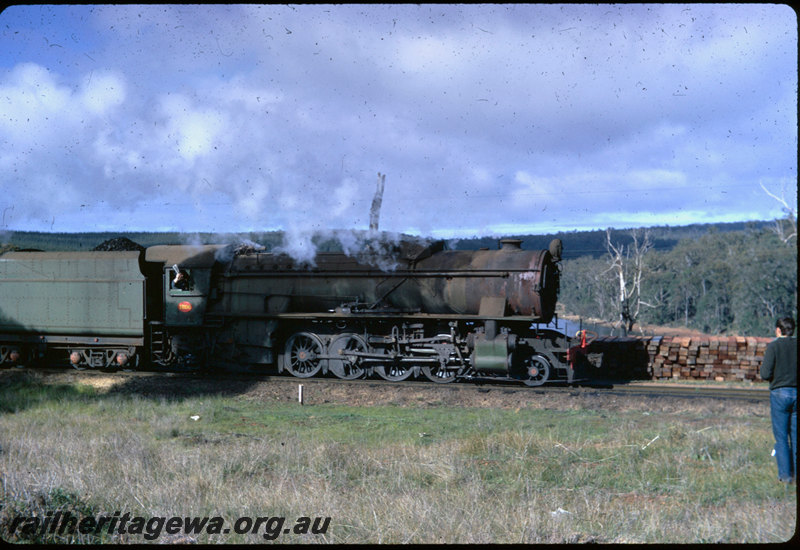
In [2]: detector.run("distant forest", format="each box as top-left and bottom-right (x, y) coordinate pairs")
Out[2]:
(1, 220), (796, 336)
(558, 224), (796, 336)
(0, 219), (778, 256)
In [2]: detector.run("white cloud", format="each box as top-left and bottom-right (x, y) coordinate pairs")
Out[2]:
(331, 178), (360, 217)
(395, 34), (465, 75)
(0, 4), (795, 236)
(0, 63), (72, 143)
(80, 72), (126, 115)
(156, 95), (227, 163)
(234, 180), (271, 221)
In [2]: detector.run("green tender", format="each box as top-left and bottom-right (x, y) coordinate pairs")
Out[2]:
(0, 251), (145, 337)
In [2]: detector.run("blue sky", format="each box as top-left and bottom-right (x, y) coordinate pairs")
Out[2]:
(0, 4), (796, 242)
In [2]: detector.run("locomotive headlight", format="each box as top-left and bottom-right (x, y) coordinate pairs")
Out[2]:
(178, 301), (193, 312)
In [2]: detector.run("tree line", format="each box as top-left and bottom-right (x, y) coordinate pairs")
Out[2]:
(559, 225), (797, 336)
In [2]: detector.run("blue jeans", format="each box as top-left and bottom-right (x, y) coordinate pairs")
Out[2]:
(770, 386), (797, 482)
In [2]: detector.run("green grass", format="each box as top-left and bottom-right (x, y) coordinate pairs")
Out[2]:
(0, 371), (795, 543)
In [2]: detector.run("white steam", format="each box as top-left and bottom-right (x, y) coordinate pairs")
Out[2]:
(214, 228), (435, 272)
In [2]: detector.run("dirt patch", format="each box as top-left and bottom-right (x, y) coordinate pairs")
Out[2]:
(4, 369), (767, 416)
(75, 374), (128, 392)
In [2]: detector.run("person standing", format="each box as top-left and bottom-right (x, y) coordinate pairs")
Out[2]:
(760, 317), (797, 483)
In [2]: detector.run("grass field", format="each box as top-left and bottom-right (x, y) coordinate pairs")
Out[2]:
(0, 371), (795, 544)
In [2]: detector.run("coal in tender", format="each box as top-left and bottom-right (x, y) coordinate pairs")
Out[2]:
(92, 237), (145, 252)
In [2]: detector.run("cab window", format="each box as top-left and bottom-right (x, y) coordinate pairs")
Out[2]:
(168, 268), (194, 292)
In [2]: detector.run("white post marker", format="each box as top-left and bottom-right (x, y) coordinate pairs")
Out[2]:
(298, 384), (304, 405)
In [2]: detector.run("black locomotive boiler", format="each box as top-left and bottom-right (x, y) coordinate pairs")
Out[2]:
(0, 237), (578, 386)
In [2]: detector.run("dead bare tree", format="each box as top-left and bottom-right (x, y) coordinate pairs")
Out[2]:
(760, 180), (797, 244)
(369, 172), (386, 232)
(603, 228), (653, 335)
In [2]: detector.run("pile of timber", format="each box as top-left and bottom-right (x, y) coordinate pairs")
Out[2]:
(647, 336), (772, 381)
(586, 335), (774, 381)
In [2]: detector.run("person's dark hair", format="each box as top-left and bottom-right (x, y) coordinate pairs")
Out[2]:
(776, 317), (795, 337)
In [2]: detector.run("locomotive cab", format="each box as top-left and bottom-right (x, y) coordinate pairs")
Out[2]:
(145, 245), (225, 327)
(164, 267), (212, 326)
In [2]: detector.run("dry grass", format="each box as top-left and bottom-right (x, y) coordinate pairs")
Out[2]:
(0, 371), (795, 543)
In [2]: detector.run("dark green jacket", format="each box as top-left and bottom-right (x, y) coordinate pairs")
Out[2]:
(760, 337), (797, 390)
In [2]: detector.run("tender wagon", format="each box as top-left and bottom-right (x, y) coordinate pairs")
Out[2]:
(0, 251), (147, 368)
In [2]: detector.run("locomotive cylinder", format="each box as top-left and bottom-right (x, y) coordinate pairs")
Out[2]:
(472, 334), (510, 374)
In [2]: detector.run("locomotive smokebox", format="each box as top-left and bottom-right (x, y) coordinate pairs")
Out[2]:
(408, 240), (560, 321)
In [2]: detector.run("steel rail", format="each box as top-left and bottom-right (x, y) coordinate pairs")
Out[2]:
(6, 365), (769, 401)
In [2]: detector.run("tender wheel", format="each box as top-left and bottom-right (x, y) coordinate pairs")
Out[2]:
(283, 332), (325, 378)
(121, 354), (140, 372)
(327, 334), (367, 380)
(422, 364), (456, 383)
(519, 354), (550, 387)
(2, 347), (27, 369)
(375, 363), (414, 381)
(69, 350), (87, 370)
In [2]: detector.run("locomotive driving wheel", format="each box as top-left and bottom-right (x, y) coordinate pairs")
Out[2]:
(375, 363), (414, 381)
(517, 353), (551, 387)
(421, 364), (456, 383)
(327, 334), (368, 380)
(283, 332), (325, 378)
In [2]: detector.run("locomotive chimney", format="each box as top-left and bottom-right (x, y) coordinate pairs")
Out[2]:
(499, 239), (522, 250)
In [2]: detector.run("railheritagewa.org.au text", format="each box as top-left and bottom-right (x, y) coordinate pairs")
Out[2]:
(7, 511), (331, 541)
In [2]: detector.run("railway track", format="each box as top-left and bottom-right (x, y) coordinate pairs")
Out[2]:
(3, 365), (769, 402)
(573, 382), (768, 402)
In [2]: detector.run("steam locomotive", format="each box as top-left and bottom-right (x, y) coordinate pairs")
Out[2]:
(0, 237), (581, 385)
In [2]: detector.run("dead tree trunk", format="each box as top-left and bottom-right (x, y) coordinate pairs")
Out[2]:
(604, 228), (652, 335)
(760, 180), (797, 244)
(369, 172), (386, 232)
